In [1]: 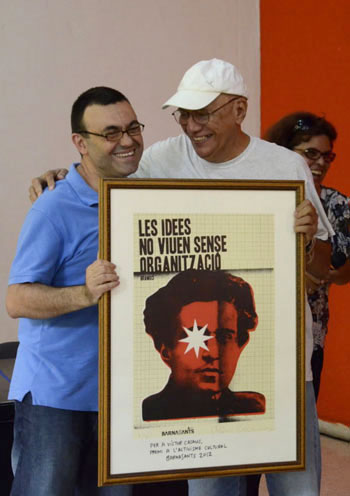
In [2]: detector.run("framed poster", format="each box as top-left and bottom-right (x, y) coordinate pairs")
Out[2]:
(98, 179), (305, 486)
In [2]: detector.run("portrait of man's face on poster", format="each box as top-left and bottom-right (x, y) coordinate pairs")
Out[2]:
(142, 269), (266, 422)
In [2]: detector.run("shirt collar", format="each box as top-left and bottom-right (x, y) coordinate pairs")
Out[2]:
(66, 163), (98, 206)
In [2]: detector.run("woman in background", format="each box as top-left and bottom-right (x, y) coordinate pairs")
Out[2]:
(246, 112), (350, 496)
(265, 111), (350, 399)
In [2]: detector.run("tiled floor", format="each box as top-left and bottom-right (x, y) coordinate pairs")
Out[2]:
(259, 435), (350, 495)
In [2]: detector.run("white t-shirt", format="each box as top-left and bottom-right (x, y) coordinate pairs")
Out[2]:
(134, 134), (334, 380)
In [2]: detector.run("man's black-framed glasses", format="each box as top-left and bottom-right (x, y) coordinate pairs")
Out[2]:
(172, 96), (242, 125)
(294, 147), (336, 164)
(77, 123), (145, 142)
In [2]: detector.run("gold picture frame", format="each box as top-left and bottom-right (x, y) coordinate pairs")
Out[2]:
(98, 178), (305, 486)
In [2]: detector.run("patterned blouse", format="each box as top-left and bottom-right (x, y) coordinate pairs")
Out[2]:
(308, 186), (350, 348)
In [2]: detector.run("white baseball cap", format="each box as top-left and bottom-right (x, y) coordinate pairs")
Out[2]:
(162, 58), (248, 110)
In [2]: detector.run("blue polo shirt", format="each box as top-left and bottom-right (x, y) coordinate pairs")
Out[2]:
(8, 164), (99, 411)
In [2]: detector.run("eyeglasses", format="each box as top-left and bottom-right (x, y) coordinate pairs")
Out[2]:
(172, 96), (242, 125)
(294, 147), (336, 164)
(77, 123), (145, 142)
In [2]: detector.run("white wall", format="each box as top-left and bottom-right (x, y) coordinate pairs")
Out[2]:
(0, 0), (260, 342)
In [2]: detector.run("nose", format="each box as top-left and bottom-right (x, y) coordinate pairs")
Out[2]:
(202, 337), (220, 363)
(185, 114), (203, 133)
(118, 131), (134, 147)
(314, 154), (329, 168)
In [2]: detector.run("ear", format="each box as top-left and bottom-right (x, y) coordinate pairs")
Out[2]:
(72, 133), (88, 156)
(233, 98), (248, 125)
(159, 344), (172, 368)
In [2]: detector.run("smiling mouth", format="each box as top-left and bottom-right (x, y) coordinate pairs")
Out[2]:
(311, 170), (322, 176)
(113, 149), (136, 158)
(192, 135), (212, 143)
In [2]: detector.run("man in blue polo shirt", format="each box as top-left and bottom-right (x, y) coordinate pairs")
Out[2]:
(6, 87), (144, 496)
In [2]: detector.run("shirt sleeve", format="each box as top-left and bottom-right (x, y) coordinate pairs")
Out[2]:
(298, 156), (335, 240)
(326, 189), (350, 257)
(132, 146), (154, 178)
(9, 207), (63, 286)
(132, 136), (182, 179)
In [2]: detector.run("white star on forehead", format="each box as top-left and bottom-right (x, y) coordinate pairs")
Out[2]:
(179, 319), (214, 357)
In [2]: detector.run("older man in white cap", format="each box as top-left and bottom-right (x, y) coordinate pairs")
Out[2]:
(31, 59), (330, 496)
(139, 58), (251, 171)
(136, 58), (328, 496)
